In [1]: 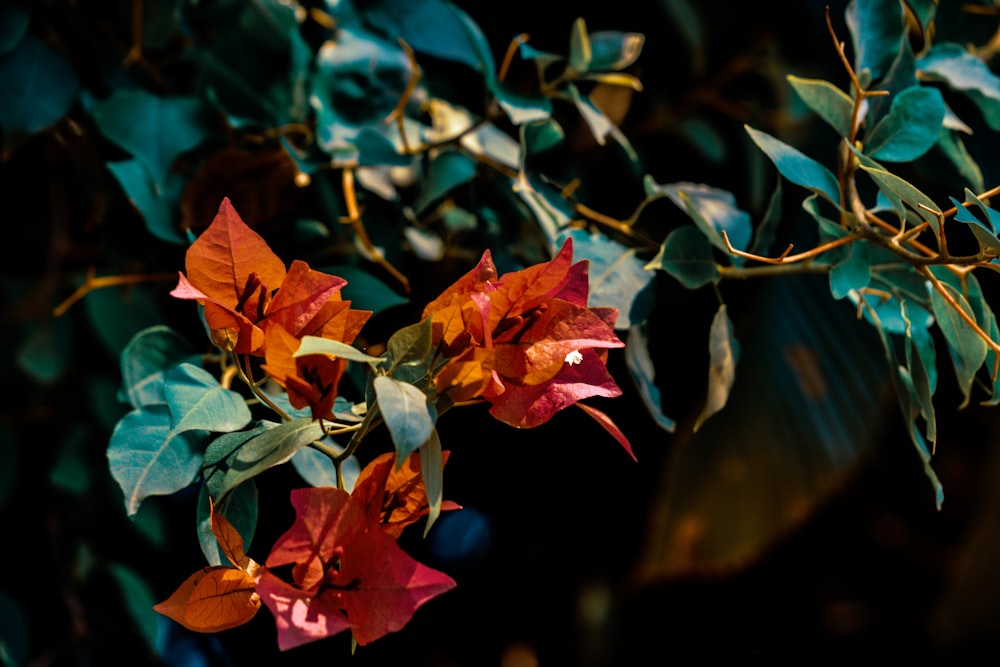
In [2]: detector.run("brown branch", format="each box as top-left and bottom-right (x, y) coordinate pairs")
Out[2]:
(52, 268), (178, 317)
(384, 38), (421, 155)
(341, 168), (411, 294)
(498, 34), (530, 83)
(720, 228), (861, 265)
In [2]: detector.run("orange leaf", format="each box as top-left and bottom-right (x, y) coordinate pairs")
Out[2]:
(210, 498), (253, 572)
(154, 566), (260, 633)
(435, 347), (495, 402)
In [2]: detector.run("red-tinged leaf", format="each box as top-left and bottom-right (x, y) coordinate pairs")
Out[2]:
(546, 259), (590, 305)
(334, 531), (456, 646)
(353, 451), (458, 538)
(256, 570), (354, 651)
(486, 238), (575, 329)
(261, 326), (344, 420)
(153, 566), (260, 633)
(184, 198), (286, 309)
(575, 402), (636, 460)
(265, 260), (348, 337)
(421, 250), (498, 319)
(488, 350), (622, 427)
(434, 347), (495, 402)
(265, 487), (367, 590)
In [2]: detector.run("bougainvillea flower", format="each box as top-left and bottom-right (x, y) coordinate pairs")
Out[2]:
(257, 486), (456, 649)
(260, 325), (346, 420)
(170, 197), (371, 355)
(352, 451), (461, 538)
(422, 238), (628, 432)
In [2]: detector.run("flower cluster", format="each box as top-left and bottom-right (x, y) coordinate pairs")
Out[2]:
(170, 198), (371, 419)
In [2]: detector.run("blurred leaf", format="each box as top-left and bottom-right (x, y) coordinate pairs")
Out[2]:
(558, 228), (656, 328)
(587, 30), (645, 72)
(918, 43), (1000, 131)
(568, 17), (592, 74)
(106, 159), (187, 245)
(120, 326), (198, 410)
(416, 149), (479, 213)
(374, 375), (436, 462)
(49, 428), (92, 495)
(645, 178), (752, 261)
(107, 562), (159, 651)
(495, 83), (553, 125)
(566, 83), (612, 145)
(865, 86), (946, 161)
(0, 4), (28, 55)
(0, 591), (28, 666)
(787, 75), (854, 137)
(846, 0), (905, 81)
(328, 265), (409, 315)
(645, 225), (720, 289)
(16, 316), (72, 384)
(693, 305), (739, 432)
(625, 324), (676, 432)
(745, 125), (840, 205)
(0, 34), (79, 137)
(936, 129), (984, 194)
(83, 282), (167, 361)
(108, 405), (208, 517)
(523, 118), (565, 155)
(91, 90), (208, 185)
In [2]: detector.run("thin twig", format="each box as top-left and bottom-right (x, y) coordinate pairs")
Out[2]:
(342, 168), (411, 294)
(384, 38), (421, 154)
(52, 269), (178, 317)
(720, 228), (861, 264)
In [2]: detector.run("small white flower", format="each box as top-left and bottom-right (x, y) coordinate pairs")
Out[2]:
(564, 350), (584, 366)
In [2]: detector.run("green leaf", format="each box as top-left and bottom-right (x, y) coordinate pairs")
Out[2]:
(106, 562), (158, 650)
(197, 480), (257, 567)
(108, 405), (208, 517)
(373, 375), (436, 462)
(645, 178), (752, 261)
(568, 17), (592, 74)
(846, 0), (905, 81)
(865, 86), (946, 161)
(830, 239), (871, 300)
(203, 421), (277, 497)
(786, 75), (854, 137)
(645, 225), (720, 289)
(918, 43), (1000, 131)
(929, 274), (988, 407)
(330, 265), (409, 315)
(386, 317), (433, 372)
(936, 129), (985, 194)
(416, 149), (479, 213)
(0, 34), (79, 136)
(624, 324), (676, 432)
(952, 191), (1000, 255)
(745, 125), (841, 205)
(902, 302), (937, 444)
(693, 305), (739, 432)
(163, 363), (252, 434)
(120, 326), (197, 410)
(558, 228), (656, 328)
(495, 83), (553, 126)
(91, 90), (208, 185)
(295, 336), (383, 365)
(421, 429), (445, 537)
(105, 158), (187, 245)
(292, 444), (361, 491)
(587, 30), (645, 71)
(215, 418), (326, 500)
(857, 160), (941, 234)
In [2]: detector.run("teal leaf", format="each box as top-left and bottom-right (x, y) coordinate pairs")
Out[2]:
(624, 324), (676, 432)
(91, 90), (208, 185)
(106, 562), (158, 650)
(857, 160), (941, 234)
(495, 83), (553, 125)
(163, 363), (252, 434)
(902, 302), (937, 444)
(373, 375), (436, 462)
(197, 480), (257, 567)
(328, 265), (409, 315)
(588, 30), (645, 72)
(693, 305), (739, 432)
(295, 336), (383, 365)
(203, 421), (277, 497)
(558, 228), (656, 328)
(0, 34), (79, 136)
(524, 118), (565, 155)
(846, 0), (905, 81)
(292, 444), (361, 491)
(120, 326), (197, 410)
(50, 428), (93, 495)
(568, 17), (592, 74)
(108, 405), (208, 517)
(645, 177), (752, 261)
(105, 158), (187, 245)
(566, 83), (612, 145)
(929, 274), (988, 407)
(0, 4), (29, 55)
(215, 418), (326, 500)
(420, 429), (445, 537)
(83, 281), (165, 361)
(936, 129), (984, 194)
(645, 225), (720, 289)
(416, 149), (479, 213)
(830, 239), (871, 300)
(865, 86), (946, 161)
(515, 174), (574, 247)
(786, 75), (854, 137)
(745, 125), (841, 205)
(16, 317), (72, 384)
(918, 43), (1000, 131)
(951, 192), (1000, 255)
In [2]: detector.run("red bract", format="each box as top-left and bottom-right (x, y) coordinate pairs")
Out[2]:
(170, 197), (371, 356)
(258, 481), (456, 650)
(423, 239), (630, 446)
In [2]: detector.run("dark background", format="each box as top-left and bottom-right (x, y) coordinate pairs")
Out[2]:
(4, 1), (1000, 665)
